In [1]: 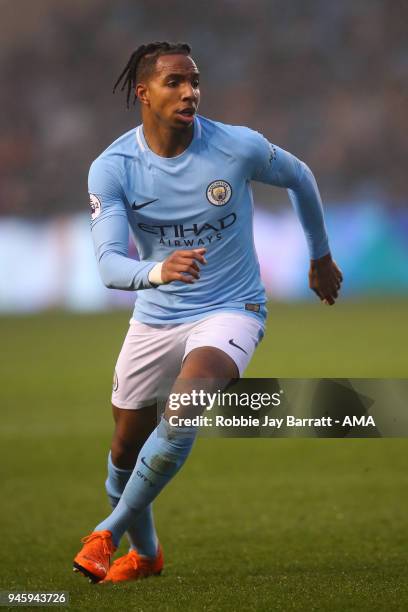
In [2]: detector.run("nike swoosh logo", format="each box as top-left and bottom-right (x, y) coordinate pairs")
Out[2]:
(141, 456), (168, 476)
(131, 198), (158, 211)
(228, 339), (248, 354)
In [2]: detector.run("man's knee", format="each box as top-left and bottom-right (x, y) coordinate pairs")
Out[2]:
(110, 431), (147, 469)
(164, 347), (238, 420)
(110, 403), (158, 469)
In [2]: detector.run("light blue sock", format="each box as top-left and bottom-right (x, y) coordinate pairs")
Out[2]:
(95, 418), (197, 547)
(105, 452), (158, 558)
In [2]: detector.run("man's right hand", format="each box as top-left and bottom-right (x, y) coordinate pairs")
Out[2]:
(161, 248), (207, 284)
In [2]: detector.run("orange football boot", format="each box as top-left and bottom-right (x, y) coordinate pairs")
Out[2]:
(101, 544), (163, 583)
(73, 530), (117, 583)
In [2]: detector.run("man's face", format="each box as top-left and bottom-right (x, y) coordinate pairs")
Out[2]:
(137, 54), (200, 128)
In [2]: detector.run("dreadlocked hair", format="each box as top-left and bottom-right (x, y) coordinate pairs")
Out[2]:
(113, 41), (192, 108)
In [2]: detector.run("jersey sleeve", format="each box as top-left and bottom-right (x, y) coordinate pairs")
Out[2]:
(247, 130), (330, 260)
(88, 158), (157, 290)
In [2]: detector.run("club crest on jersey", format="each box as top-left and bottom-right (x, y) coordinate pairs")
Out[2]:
(206, 180), (232, 206)
(89, 194), (101, 220)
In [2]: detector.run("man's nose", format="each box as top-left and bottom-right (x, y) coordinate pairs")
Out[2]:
(180, 83), (195, 101)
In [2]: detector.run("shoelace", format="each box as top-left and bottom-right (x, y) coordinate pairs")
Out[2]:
(81, 532), (112, 556)
(111, 552), (139, 570)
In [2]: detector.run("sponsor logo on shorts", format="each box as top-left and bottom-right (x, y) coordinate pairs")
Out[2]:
(228, 339), (248, 355)
(206, 180), (232, 206)
(112, 370), (118, 392)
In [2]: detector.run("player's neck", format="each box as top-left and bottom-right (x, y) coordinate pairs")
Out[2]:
(142, 116), (194, 158)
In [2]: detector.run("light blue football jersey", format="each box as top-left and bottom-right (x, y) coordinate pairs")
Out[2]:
(88, 115), (329, 324)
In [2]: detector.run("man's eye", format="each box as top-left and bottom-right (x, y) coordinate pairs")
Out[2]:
(167, 81), (178, 87)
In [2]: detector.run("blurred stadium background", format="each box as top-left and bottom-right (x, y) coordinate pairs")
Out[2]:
(1, 2), (408, 610)
(1, 0), (407, 311)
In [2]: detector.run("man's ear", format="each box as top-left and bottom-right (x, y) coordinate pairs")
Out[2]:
(136, 83), (150, 106)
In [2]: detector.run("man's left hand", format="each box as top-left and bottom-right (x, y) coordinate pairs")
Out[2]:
(309, 253), (343, 305)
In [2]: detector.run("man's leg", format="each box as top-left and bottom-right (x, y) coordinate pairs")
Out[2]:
(105, 403), (158, 558)
(94, 347), (238, 546)
(73, 314), (262, 581)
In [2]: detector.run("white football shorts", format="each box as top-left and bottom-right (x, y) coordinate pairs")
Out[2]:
(111, 312), (265, 410)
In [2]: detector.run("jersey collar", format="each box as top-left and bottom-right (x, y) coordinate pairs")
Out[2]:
(135, 115), (201, 157)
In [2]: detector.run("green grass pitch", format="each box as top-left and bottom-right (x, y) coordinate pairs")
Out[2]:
(1, 299), (408, 611)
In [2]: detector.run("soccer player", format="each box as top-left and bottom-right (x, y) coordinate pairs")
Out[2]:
(73, 41), (342, 583)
